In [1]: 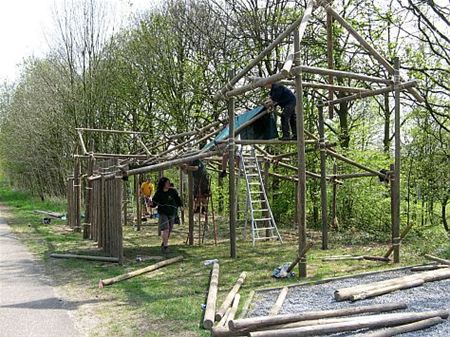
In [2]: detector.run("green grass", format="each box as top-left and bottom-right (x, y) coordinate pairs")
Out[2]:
(0, 181), (449, 336)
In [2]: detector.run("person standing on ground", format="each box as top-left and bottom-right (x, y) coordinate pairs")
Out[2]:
(140, 177), (155, 216)
(264, 83), (297, 140)
(152, 177), (183, 252)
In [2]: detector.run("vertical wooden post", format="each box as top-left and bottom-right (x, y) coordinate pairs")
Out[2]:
(74, 157), (81, 229)
(393, 57), (401, 263)
(218, 164), (224, 214)
(188, 170), (194, 245)
(318, 103), (328, 250)
(332, 161), (338, 229)
(135, 174), (141, 231)
(84, 156), (94, 239)
(326, 7), (334, 119)
(179, 168), (185, 223)
(228, 70), (237, 258)
(294, 29), (307, 277)
(123, 179), (128, 227)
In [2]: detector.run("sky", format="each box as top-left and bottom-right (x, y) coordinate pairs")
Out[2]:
(0, 0), (152, 82)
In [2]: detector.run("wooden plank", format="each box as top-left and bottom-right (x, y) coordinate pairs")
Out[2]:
(216, 272), (247, 321)
(204, 263), (220, 329)
(50, 253), (118, 262)
(269, 287), (288, 316)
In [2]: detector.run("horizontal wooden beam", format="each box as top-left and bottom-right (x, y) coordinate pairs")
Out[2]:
(76, 127), (151, 135)
(323, 81), (417, 105)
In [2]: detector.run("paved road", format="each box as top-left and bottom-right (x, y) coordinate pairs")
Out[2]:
(0, 214), (81, 337)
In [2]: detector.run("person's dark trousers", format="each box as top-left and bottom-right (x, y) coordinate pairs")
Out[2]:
(281, 103), (297, 139)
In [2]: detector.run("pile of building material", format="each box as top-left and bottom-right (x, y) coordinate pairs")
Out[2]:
(203, 263), (247, 331)
(334, 267), (450, 302)
(209, 302), (448, 336)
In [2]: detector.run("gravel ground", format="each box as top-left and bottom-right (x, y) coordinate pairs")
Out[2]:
(249, 268), (450, 336)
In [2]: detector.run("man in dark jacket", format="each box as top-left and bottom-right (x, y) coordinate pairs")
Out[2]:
(265, 83), (297, 140)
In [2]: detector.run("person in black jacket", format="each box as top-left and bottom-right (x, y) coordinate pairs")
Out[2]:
(265, 83), (297, 140)
(152, 177), (183, 252)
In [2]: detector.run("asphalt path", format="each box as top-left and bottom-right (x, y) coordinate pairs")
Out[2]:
(0, 214), (81, 337)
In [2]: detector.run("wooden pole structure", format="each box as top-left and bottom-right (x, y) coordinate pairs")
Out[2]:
(99, 256), (184, 288)
(188, 170), (194, 245)
(326, 5), (334, 119)
(325, 81), (416, 106)
(74, 156), (81, 229)
(392, 57), (401, 263)
(318, 103), (328, 249)
(384, 222), (413, 258)
(294, 25), (307, 278)
(179, 168), (185, 223)
(214, 10), (314, 100)
(135, 174), (141, 231)
(216, 271), (247, 321)
(204, 262), (220, 329)
(331, 161), (338, 229)
(326, 149), (385, 179)
(316, 0), (423, 103)
(224, 294), (241, 326)
(287, 241), (313, 273)
(228, 70), (237, 259)
(83, 155), (94, 238)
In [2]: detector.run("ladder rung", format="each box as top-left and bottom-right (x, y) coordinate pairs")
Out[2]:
(254, 218), (271, 221)
(251, 200), (265, 203)
(254, 226), (276, 230)
(249, 182), (259, 185)
(247, 174), (258, 177)
(254, 209), (269, 212)
(254, 236), (279, 240)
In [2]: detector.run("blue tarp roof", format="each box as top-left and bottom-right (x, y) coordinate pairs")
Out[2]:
(202, 105), (266, 151)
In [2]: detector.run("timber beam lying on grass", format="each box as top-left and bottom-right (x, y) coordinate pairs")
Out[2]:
(98, 255), (183, 288)
(424, 254), (450, 266)
(216, 272), (247, 321)
(50, 253), (119, 263)
(203, 262), (220, 329)
(322, 255), (390, 262)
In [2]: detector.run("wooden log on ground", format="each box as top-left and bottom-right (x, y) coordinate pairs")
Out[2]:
(98, 255), (183, 288)
(248, 310), (449, 337)
(334, 267), (450, 301)
(322, 256), (364, 261)
(228, 302), (407, 332)
(362, 256), (391, 262)
(286, 242), (313, 273)
(350, 278), (424, 301)
(204, 262), (220, 330)
(238, 290), (255, 319)
(358, 316), (445, 337)
(424, 254), (450, 266)
(50, 253), (118, 262)
(216, 272), (247, 321)
(269, 287), (288, 316)
(34, 210), (64, 218)
(224, 294), (241, 326)
(411, 264), (449, 272)
(218, 307), (233, 327)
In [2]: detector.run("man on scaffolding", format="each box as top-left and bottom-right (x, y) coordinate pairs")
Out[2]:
(264, 82), (297, 140)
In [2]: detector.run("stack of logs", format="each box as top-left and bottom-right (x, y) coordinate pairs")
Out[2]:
(203, 263), (248, 332)
(334, 267), (450, 302)
(204, 264), (450, 336)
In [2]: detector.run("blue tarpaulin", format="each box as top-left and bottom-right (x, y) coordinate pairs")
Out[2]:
(203, 105), (277, 151)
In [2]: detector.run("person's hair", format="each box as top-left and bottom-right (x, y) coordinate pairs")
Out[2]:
(157, 177), (170, 191)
